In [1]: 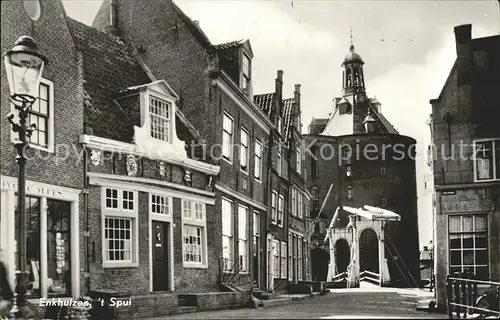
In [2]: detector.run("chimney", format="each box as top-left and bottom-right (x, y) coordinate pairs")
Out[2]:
(454, 24), (472, 86)
(273, 70), (284, 123)
(276, 70), (284, 98)
(454, 24), (472, 55)
(193, 20), (200, 28)
(108, 0), (121, 37)
(294, 84), (302, 130)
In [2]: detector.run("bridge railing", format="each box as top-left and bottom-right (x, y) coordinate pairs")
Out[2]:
(332, 272), (347, 282)
(359, 270), (381, 286)
(446, 271), (500, 319)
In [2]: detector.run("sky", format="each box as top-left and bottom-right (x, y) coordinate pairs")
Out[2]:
(63, 0), (500, 249)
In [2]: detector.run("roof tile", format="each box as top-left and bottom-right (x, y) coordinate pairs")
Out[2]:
(253, 93), (274, 117)
(282, 98), (295, 139)
(213, 39), (245, 51)
(69, 18), (151, 143)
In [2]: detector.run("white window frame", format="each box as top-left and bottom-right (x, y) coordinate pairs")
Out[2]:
(240, 128), (249, 174)
(298, 237), (303, 281)
(254, 140), (263, 182)
(149, 95), (172, 143)
(278, 194), (284, 227)
(298, 192), (303, 219)
(182, 200), (207, 268)
(292, 234), (297, 281)
(238, 205), (249, 273)
(222, 112), (234, 163)
(296, 147), (301, 174)
(150, 194), (172, 216)
(288, 233), (293, 281)
(291, 188), (297, 217)
(473, 138), (500, 182)
(273, 239), (280, 279)
(222, 197), (234, 272)
(271, 191), (277, 224)
(281, 242), (287, 279)
(448, 213), (489, 280)
(11, 78), (55, 153)
(241, 53), (251, 94)
(277, 143), (282, 176)
(101, 188), (139, 268)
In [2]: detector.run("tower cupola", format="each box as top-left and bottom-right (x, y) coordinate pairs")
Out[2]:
(341, 35), (366, 95)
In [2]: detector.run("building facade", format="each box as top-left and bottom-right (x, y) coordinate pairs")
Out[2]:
(92, 0), (311, 293)
(2, 1), (223, 316)
(429, 24), (500, 310)
(1, 0), (85, 300)
(68, 17), (220, 298)
(304, 44), (421, 287)
(254, 73), (312, 291)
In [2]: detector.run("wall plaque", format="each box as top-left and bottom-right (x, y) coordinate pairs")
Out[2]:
(126, 155), (137, 176)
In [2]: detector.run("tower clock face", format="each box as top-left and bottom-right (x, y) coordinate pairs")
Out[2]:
(23, 0), (41, 21)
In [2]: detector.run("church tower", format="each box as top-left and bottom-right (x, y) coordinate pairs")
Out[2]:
(342, 43), (365, 95)
(315, 33), (398, 137)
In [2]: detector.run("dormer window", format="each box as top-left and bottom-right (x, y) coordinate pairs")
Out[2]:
(364, 113), (376, 133)
(242, 53), (251, 94)
(130, 80), (186, 155)
(149, 96), (171, 142)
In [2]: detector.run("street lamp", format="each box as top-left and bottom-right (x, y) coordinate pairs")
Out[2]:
(3, 35), (47, 319)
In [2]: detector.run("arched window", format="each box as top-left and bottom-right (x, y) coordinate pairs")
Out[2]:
(311, 186), (319, 202)
(346, 68), (352, 87)
(380, 167), (386, 175)
(380, 197), (387, 207)
(346, 186), (353, 200)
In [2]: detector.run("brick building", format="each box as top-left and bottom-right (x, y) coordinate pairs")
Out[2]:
(68, 15), (220, 301)
(254, 74), (312, 290)
(2, 0), (223, 314)
(1, 0), (85, 300)
(304, 43), (421, 286)
(92, 0), (311, 293)
(429, 24), (500, 310)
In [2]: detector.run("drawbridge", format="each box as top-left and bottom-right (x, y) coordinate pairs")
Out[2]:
(325, 205), (419, 289)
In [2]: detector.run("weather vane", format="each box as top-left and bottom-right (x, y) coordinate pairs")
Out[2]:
(350, 28), (354, 47)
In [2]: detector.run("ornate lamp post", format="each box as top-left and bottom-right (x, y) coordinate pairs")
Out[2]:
(3, 35), (47, 319)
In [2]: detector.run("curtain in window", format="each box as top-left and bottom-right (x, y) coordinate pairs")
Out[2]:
(462, 215), (473, 232)
(222, 199), (233, 270)
(474, 215), (487, 232)
(449, 216), (461, 232)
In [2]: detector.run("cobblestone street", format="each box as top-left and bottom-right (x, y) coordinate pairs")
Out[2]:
(155, 291), (448, 319)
